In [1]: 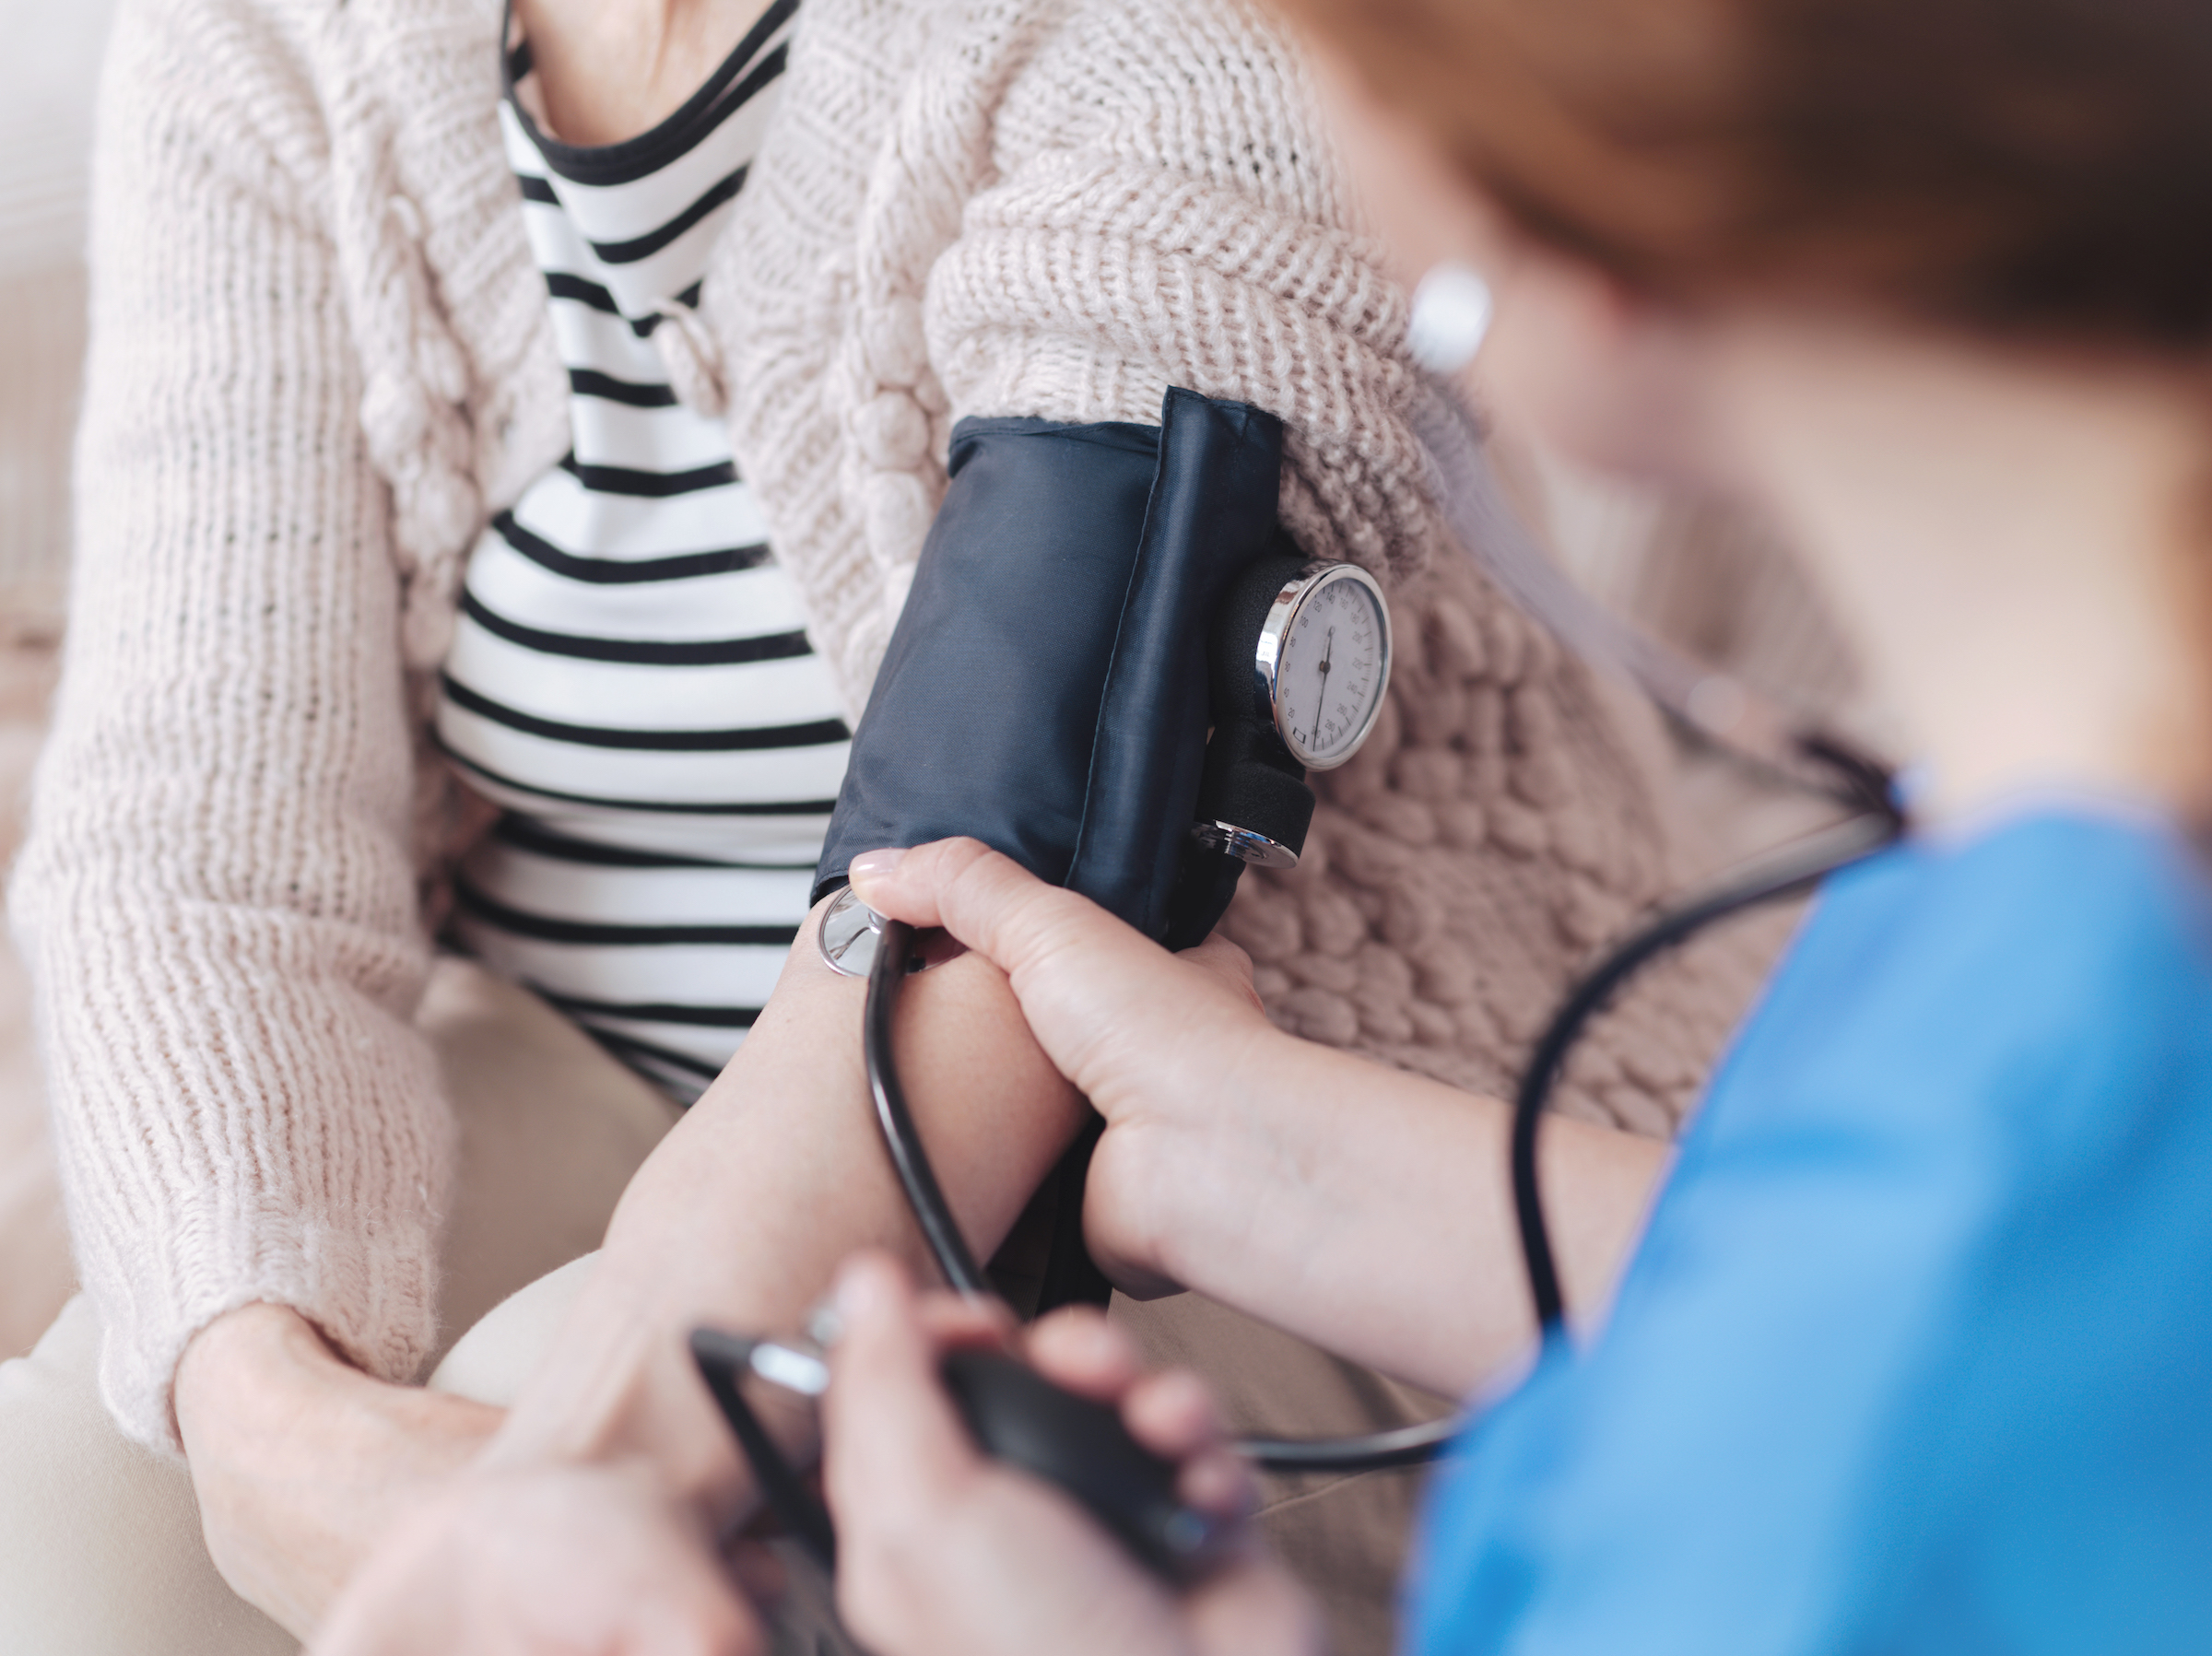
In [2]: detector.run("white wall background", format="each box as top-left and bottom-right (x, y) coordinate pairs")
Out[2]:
(0, 0), (117, 1353)
(0, 0), (120, 625)
(0, 0), (113, 276)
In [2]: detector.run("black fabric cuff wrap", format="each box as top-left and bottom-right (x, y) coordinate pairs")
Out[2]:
(815, 386), (1294, 945)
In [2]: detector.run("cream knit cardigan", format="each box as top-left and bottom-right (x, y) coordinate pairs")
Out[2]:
(17, 0), (1748, 1450)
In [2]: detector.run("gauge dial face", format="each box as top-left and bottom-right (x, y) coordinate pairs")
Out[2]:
(1269, 568), (1391, 769)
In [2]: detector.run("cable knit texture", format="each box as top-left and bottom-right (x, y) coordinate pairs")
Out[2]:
(16, 0), (1759, 1452)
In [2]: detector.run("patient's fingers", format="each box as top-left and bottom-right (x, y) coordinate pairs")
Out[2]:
(311, 1461), (762, 1656)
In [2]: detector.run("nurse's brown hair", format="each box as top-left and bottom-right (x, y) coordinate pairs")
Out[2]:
(1276, 0), (2212, 351)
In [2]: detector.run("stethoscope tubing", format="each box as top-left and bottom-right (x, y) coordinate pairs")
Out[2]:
(1505, 737), (1900, 1336)
(865, 920), (993, 1299)
(859, 736), (1900, 1475)
(858, 381), (1907, 1473)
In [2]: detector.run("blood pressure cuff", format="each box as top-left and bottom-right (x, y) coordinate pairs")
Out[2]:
(814, 386), (1289, 945)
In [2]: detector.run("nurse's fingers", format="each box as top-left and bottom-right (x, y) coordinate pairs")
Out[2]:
(1179, 931), (1264, 1013)
(912, 1290), (1018, 1348)
(1021, 1306), (1144, 1401)
(1022, 1310), (1253, 1521)
(848, 839), (1168, 997)
(821, 1253), (983, 1534)
(848, 839), (1273, 1101)
(851, 837), (1260, 1008)
(849, 839), (1095, 948)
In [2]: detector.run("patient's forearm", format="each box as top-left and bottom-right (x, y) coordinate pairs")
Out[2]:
(488, 899), (1088, 1509)
(1102, 1028), (1669, 1399)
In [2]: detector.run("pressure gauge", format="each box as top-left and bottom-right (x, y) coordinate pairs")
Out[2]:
(1190, 555), (1394, 874)
(1255, 563), (1393, 770)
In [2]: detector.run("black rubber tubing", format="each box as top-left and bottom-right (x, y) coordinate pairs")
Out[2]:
(861, 737), (1901, 1474)
(866, 917), (992, 1298)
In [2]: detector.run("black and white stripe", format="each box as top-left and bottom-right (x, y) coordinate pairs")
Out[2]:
(439, 1), (842, 1102)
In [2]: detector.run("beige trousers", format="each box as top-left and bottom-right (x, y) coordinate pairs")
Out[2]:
(0, 959), (683, 1656)
(0, 960), (1436, 1656)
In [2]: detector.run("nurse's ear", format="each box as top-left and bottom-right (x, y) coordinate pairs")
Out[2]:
(1467, 236), (1734, 491)
(1309, 38), (1735, 491)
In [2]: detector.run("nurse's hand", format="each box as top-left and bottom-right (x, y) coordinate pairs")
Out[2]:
(845, 840), (1270, 1098)
(855, 840), (1668, 1399)
(846, 839), (1277, 1295)
(822, 1252), (1321, 1656)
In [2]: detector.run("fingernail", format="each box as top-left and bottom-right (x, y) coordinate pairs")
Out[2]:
(847, 848), (907, 887)
(804, 1298), (845, 1349)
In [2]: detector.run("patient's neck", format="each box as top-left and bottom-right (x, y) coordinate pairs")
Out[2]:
(1720, 316), (2212, 825)
(513, 0), (779, 147)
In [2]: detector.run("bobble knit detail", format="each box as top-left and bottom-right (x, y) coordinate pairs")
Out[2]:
(19, 0), (1759, 1452)
(1229, 551), (1688, 1118)
(330, 125), (484, 674)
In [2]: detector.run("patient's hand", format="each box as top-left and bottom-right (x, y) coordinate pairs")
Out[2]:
(174, 1302), (501, 1636)
(312, 1456), (762, 1656)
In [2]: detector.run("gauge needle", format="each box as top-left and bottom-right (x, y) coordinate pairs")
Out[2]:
(1311, 627), (1335, 748)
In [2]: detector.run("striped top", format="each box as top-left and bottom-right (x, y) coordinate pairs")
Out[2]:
(435, 0), (850, 1102)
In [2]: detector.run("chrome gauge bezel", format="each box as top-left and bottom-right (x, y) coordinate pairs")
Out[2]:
(1253, 561), (1394, 771)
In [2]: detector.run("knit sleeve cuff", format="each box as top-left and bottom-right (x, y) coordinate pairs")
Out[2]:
(85, 1202), (443, 1454)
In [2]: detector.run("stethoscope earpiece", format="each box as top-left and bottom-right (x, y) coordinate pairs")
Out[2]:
(1406, 261), (1495, 374)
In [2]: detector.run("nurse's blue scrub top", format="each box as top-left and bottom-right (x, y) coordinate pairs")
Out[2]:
(1411, 809), (2212, 1652)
